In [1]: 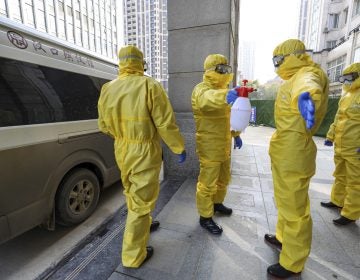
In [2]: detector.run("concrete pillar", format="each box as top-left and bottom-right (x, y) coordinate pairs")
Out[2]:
(164, 0), (240, 178)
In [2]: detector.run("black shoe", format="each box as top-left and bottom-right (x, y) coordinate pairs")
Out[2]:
(150, 221), (160, 232)
(214, 203), (233, 215)
(125, 246), (154, 268)
(199, 217), (223, 235)
(320, 201), (342, 208)
(264, 233), (282, 250)
(142, 246), (154, 265)
(267, 263), (300, 279)
(333, 216), (355, 226)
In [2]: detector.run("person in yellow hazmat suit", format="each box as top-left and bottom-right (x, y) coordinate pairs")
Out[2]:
(98, 45), (186, 268)
(191, 54), (242, 235)
(264, 39), (329, 279)
(321, 62), (360, 226)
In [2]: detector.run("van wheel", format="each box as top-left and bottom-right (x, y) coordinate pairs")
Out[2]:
(56, 168), (100, 226)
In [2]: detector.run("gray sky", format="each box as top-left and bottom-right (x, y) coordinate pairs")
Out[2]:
(239, 0), (301, 83)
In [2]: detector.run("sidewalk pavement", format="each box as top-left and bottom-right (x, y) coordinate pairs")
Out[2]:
(108, 126), (360, 280)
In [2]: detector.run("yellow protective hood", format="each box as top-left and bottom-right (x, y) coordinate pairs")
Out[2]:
(273, 39), (316, 80)
(118, 45), (144, 77)
(342, 63), (360, 92)
(203, 54), (233, 89)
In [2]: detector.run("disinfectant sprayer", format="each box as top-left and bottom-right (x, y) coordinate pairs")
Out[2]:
(230, 79), (256, 132)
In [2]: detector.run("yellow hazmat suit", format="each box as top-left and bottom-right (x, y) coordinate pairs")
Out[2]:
(98, 46), (185, 267)
(326, 63), (360, 221)
(269, 39), (329, 272)
(191, 54), (238, 218)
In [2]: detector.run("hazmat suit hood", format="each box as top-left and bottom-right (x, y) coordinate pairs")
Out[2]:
(273, 39), (316, 80)
(203, 54), (233, 89)
(118, 45), (144, 77)
(342, 63), (360, 92)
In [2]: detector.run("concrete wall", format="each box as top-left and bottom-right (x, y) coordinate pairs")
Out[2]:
(164, 0), (240, 178)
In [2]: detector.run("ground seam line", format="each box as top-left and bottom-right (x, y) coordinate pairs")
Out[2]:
(64, 223), (125, 280)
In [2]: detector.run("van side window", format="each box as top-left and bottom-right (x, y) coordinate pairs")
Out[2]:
(0, 57), (108, 127)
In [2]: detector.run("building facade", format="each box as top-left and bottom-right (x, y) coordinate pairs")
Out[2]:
(123, 0), (168, 88)
(0, 0), (123, 61)
(300, 0), (360, 96)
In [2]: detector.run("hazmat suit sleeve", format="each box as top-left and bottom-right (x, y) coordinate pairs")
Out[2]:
(97, 83), (114, 138)
(195, 88), (228, 111)
(291, 71), (325, 113)
(148, 81), (185, 154)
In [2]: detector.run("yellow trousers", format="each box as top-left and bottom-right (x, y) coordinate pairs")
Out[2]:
(331, 154), (360, 220)
(121, 167), (160, 267)
(272, 161), (313, 272)
(196, 158), (231, 218)
(269, 135), (316, 273)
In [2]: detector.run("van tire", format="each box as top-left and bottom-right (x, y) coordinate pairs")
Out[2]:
(55, 168), (100, 226)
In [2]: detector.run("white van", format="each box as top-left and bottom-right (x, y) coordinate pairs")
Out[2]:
(0, 17), (120, 244)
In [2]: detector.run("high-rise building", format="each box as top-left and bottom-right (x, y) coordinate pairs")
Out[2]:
(123, 0), (168, 88)
(0, 0), (123, 61)
(301, 0), (326, 51)
(238, 41), (255, 82)
(298, 0), (309, 42)
(299, 0), (360, 96)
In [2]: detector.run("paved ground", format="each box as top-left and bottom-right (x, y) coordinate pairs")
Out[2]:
(108, 126), (360, 280)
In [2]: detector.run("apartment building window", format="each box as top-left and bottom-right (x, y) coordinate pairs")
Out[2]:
(35, 1), (46, 31)
(88, 1), (94, 16)
(67, 5), (73, 20)
(354, 47), (360, 62)
(48, 5), (56, 35)
(65, 5), (74, 42)
(344, 8), (348, 24)
(57, 16), (66, 38)
(328, 13), (339, 29)
(89, 33), (95, 51)
(89, 19), (95, 32)
(23, 2), (35, 26)
(0, 1), (6, 16)
(96, 34), (101, 52)
(67, 25), (74, 42)
(83, 15), (88, 31)
(326, 40), (337, 49)
(10, 0), (22, 22)
(54, 1), (65, 37)
(75, 10), (80, 20)
(75, 26), (81, 44)
(113, 44), (118, 58)
(327, 55), (346, 82)
(102, 39), (107, 55)
(75, 10), (82, 45)
(353, 0), (360, 17)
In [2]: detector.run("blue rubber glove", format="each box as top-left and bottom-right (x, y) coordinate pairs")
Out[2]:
(298, 92), (315, 129)
(234, 136), (242, 149)
(177, 150), (186, 163)
(357, 148), (360, 153)
(324, 139), (333, 146)
(226, 87), (239, 105)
